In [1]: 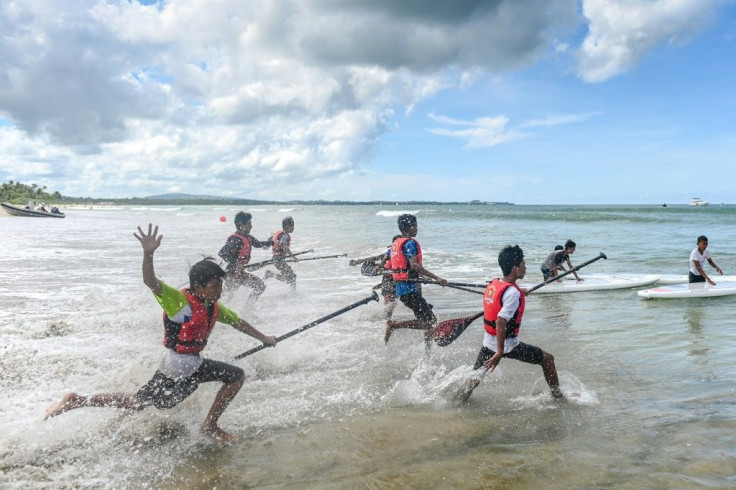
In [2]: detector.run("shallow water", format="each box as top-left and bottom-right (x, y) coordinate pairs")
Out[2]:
(1, 204), (734, 488)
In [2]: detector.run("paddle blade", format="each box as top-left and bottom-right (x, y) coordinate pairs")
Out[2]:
(432, 312), (483, 347)
(361, 261), (382, 276)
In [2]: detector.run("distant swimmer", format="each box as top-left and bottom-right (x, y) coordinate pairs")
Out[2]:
(541, 239), (582, 282)
(384, 214), (447, 347)
(349, 235), (400, 320)
(44, 224), (277, 443)
(689, 235), (723, 285)
(264, 216), (298, 289)
(218, 211), (272, 302)
(462, 245), (563, 402)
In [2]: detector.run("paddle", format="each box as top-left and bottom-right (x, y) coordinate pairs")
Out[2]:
(234, 291), (379, 359)
(244, 249), (314, 271)
(282, 253), (347, 263)
(431, 252), (608, 346)
(418, 281), (484, 295)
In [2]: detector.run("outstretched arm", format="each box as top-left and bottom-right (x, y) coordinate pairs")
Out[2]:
(232, 319), (277, 346)
(566, 257), (582, 281)
(349, 253), (385, 266)
(707, 257), (723, 275)
(134, 223), (163, 296)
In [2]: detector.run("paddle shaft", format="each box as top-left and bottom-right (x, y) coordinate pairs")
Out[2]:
(526, 252), (608, 294)
(244, 249), (314, 270)
(234, 291), (379, 359)
(282, 253), (347, 263)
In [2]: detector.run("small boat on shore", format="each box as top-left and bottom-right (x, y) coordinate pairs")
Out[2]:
(1, 202), (65, 218)
(689, 198), (709, 206)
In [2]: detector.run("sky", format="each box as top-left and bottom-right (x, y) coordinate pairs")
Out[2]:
(1, 0), (735, 204)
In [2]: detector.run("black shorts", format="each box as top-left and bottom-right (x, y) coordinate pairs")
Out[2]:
(541, 268), (553, 280)
(274, 259), (296, 284)
(136, 358), (244, 410)
(689, 272), (706, 283)
(472, 342), (544, 369)
(399, 292), (436, 325)
(380, 274), (397, 299)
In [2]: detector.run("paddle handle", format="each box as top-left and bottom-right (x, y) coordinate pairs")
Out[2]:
(234, 291), (379, 359)
(526, 252), (608, 294)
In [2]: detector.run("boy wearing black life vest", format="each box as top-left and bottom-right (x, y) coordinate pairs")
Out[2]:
(264, 216), (298, 288)
(462, 245), (562, 402)
(384, 214), (447, 345)
(349, 235), (400, 319)
(218, 211), (272, 301)
(43, 224), (277, 443)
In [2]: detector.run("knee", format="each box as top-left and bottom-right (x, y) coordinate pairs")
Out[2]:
(542, 351), (555, 365)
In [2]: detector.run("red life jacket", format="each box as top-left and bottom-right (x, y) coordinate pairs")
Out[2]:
(228, 233), (252, 267)
(163, 289), (219, 354)
(390, 237), (422, 281)
(483, 278), (525, 338)
(272, 230), (290, 257)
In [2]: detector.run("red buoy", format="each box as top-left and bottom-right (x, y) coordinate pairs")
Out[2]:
(220, 215), (226, 222)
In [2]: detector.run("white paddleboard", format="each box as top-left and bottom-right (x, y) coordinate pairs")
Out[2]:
(638, 281), (736, 299)
(656, 274), (736, 285)
(522, 274), (661, 294)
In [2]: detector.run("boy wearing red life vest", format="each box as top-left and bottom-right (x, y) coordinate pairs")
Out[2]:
(218, 211), (272, 301)
(384, 214), (447, 345)
(462, 245), (562, 402)
(264, 216), (298, 288)
(43, 224), (277, 442)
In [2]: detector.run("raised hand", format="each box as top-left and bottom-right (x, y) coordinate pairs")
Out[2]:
(134, 223), (163, 255)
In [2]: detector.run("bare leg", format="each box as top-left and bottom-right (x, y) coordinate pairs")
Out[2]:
(384, 318), (426, 344)
(460, 378), (481, 403)
(242, 273), (266, 302)
(200, 377), (245, 443)
(383, 297), (397, 320)
(541, 351), (564, 398)
(44, 392), (143, 420)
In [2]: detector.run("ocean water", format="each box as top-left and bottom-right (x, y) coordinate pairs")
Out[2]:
(1, 204), (734, 488)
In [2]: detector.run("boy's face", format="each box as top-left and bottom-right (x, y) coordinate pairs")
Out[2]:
(194, 278), (223, 303)
(285, 222), (294, 233)
(239, 221), (253, 233)
(407, 223), (418, 237)
(698, 240), (708, 252)
(512, 260), (527, 279)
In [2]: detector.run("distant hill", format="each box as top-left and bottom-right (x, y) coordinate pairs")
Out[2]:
(145, 193), (238, 201)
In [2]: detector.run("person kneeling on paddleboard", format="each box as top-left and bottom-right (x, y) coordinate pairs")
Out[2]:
(43, 224), (277, 443)
(689, 235), (723, 285)
(463, 245), (563, 402)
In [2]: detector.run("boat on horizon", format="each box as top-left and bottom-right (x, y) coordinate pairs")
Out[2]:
(1, 202), (65, 218)
(689, 197), (709, 206)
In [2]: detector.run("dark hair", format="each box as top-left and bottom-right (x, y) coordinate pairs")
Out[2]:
(564, 239), (576, 249)
(397, 214), (417, 233)
(498, 245), (524, 276)
(189, 257), (226, 289)
(235, 211), (252, 228)
(554, 244), (564, 251)
(697, 235), (708, 243)
(282, 216), (294, 228)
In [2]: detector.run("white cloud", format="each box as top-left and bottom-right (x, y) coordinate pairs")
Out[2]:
(577, 0), (724, 82)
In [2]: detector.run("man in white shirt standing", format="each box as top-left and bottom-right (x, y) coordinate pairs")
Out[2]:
(690, 235), (723, 285)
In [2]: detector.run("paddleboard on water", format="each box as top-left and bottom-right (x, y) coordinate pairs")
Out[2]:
(656, 274), (736, 285)
(638, 281), (736, 299)
(521, 274), (661, 294)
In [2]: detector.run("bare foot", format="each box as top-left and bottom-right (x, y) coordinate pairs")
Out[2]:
(201, 425), (236, 443)
(384, 321), (396, 344)
(551, 387), (566, 400)
(44, 392), (86, 420)
(460, 379), (480, 403)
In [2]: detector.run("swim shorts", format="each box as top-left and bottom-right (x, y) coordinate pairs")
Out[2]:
(472, 342), (544, 369)
(399, 291), (436, 325)
(136, 358), (244, 410)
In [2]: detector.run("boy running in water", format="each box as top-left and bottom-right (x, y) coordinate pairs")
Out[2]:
(384, 214), (447, 346)
(264, 216), (298, 288)
(44, 224), (277, 442)
(463, 245), (563, 401)
(218, 211), (272, 302)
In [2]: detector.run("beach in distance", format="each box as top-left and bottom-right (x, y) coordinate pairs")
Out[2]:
(1, 203), (734, 488)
